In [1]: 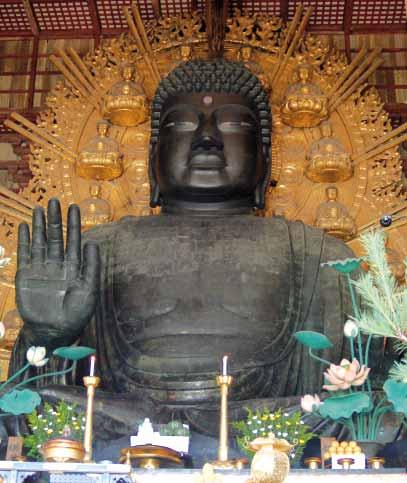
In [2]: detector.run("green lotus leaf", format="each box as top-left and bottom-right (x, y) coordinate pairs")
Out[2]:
(319, 392), (371, 420)
(384, 379), (407, 415)
(294, 331), (333, 350)
(321, 258), (363, 274)
(0, 389), (41, 415)
(53, 346), (96, 360)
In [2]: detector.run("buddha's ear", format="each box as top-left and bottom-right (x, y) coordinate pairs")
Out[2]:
(254, 146), (271, 209)
(149, 146), (161, 208)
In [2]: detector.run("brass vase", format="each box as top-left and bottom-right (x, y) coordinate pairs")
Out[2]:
(248, 434), (291, 483)
(41, 438), (85, 462)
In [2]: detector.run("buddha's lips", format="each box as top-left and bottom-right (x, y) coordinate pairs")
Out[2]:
(188, 150), (226, 169)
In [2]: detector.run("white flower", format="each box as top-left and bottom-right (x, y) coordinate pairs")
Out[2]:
(0, 322), (5, 340)
(26, 346), (48, 367)
(0, 246), (11, 268)
(344, 320), (359, 338)
(300, 394), (322, 413)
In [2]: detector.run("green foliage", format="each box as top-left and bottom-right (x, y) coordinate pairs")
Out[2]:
(53, 346), (96, 360)
(0, 389), (41, 415)
(24, 401), (86, 460)
(353, 231), (407, 373)
(321, 258), (363, 274)
(294, 331), (333, 350)
(384, 379), (407, 415)
(159, 420), (189, 436)
(232, 408), (314, 462)
(318, 393), (371, 420)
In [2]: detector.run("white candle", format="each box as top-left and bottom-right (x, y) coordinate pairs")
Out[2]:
(222, 355), (228, 376)
(89, 355), (96, 377)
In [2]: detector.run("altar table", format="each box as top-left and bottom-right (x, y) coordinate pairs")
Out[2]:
(0, 462), (405, 483)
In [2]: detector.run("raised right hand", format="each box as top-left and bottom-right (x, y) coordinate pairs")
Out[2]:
(16, 198), (100, 348)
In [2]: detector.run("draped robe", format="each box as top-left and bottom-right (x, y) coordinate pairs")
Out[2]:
(12, 214), (353, 436)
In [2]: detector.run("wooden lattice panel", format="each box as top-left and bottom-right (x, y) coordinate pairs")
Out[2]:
(97, 0), (132, 30)
(160, 0), (194, 17)
(352, 0), (406, 26)
(0, 2), (31, 34)
(135, 0), (156, 20)
(288, 0), (345, 27)
(32, 0), (93, 32)
(229, 0), (280, 16)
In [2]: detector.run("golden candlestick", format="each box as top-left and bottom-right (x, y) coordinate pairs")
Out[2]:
(83, 375), (100, 462)
(211, 374), (247, 469)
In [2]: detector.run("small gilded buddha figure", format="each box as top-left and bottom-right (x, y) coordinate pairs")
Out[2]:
(103, 64), (148, 127)
(79, 183), (113, 229)
(281, 63), (328, 128)
(179, 44), (193, 62)
(305, 121), (353, 183)
(238, 46), (269, 91)
(315, 185), (357, 241)
(77, 120), (123, 181)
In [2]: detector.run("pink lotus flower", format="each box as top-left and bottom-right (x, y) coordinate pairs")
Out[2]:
(323, 358), (370, 391)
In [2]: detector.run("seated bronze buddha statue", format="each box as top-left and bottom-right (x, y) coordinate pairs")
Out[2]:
(12, 61), (353, 439)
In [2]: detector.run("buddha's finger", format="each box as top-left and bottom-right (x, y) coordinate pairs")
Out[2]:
(47, 198), (64, 262)
(17, 222), (30, 269)
(66, 204), (81, 268)
(31, 206), (47, 265)
(82, 242), (100, 290)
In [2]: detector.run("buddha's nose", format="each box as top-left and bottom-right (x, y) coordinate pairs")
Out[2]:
(192, 116), (223, 151)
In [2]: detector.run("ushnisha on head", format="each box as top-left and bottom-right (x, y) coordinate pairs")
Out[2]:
(149, 60), (272, 214)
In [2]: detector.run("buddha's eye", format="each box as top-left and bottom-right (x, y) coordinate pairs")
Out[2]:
(163, 119), (198, 131)
(218, 120), (255, 132)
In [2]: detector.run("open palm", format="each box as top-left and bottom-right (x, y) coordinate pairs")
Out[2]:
(16, 199), (100, 347)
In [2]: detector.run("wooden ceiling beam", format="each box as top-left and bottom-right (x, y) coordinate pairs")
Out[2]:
(87, 0), (101, 46)
(343, 0), (354, 61)
(152, 0), (161, 18)
(205, 0), (229, 58)
(22, 0), (39, 36)
(280, 0), (289, 22)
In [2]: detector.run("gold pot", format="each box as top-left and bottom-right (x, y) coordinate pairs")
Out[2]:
(248, 433), (291, 483)
(41, 438), (85, 463)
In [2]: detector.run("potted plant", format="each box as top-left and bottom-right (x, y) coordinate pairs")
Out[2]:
(297, 230), (407, 459)
(24, 401), (86, 461)
(232, 408), (314, 465)
(0, 343), (95, 460)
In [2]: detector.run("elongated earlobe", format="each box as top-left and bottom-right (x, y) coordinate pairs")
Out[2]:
(150, 183), (160, 208)
(149, 148), (161, 208)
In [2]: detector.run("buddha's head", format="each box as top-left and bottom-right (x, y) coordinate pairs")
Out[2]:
(239, 46), (252, 62)
(149, 60), (271, 213)
(326, 185), (338, 201)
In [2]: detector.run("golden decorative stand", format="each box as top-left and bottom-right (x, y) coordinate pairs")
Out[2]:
(41, 438), (85, 463)
(210, 375), (247, 470)
(304, 456), (321, 469)
(368, 457), (385, 470)
(83, 375), (100, 462)
(338, 457), (354, 470)
(119, 444), (183, 469)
